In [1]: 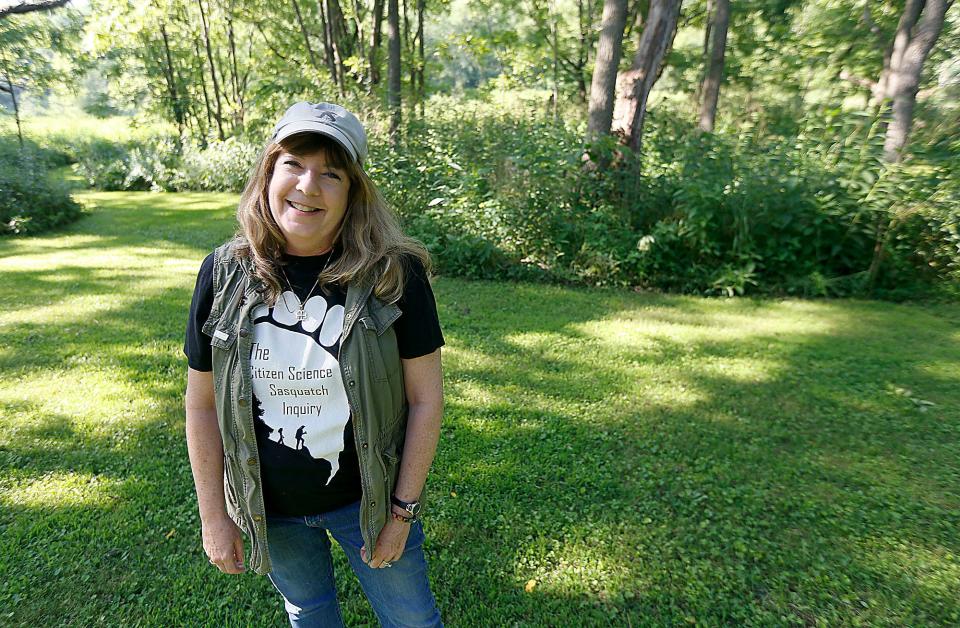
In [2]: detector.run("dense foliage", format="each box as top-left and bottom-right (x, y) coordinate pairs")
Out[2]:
(2, 0), (957, 297)
(0, 140), (82, 235)
(45, 96), (958, 297)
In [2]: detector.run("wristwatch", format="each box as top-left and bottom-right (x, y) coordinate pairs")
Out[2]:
(391, 495), (422, 522)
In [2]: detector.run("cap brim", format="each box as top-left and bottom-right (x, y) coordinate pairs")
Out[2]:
(273, 121), (359, 163)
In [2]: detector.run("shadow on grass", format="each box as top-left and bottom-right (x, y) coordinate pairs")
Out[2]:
(1, 192), (958, 624)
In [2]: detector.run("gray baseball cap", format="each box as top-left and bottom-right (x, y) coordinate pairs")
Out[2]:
(271, 102), (368, 164)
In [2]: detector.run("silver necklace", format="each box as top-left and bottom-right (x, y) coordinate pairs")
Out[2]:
(279, 250), (334, 322)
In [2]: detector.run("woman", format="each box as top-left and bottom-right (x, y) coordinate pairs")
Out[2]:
(184, 102), (445, 627)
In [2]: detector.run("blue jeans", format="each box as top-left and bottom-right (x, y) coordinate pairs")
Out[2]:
(265, 499), (443, 628)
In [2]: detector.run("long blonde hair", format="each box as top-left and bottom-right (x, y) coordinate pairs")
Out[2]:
(234, 132), (431, 305)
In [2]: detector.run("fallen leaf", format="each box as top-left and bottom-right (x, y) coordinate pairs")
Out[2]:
(165, 529), (176, 539)
(525, 579), (537, 592)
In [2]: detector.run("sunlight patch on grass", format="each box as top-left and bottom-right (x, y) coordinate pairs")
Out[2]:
(693, 356), (780, 384)
(0, 369), (148, 432)
(858, 540), (960, 600)
(512, 534), (634, 602)
(1, 471), (123, 508)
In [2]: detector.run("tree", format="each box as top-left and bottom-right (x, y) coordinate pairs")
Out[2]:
(585, 0), (627, 141)
(612, 0), (681, 153)
(696, 0), (728, 132)
(878, 0), (953, 163)
(0, 8), (80, 148)
(387, 0), (401, 141)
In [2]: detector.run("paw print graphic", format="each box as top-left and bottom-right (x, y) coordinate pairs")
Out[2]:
(250, 291), (350, 483)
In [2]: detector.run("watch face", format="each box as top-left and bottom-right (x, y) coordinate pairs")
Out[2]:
(408, 502), (422, 516)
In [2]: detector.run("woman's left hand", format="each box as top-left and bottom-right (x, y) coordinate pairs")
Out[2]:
(361, 517), (411, 568)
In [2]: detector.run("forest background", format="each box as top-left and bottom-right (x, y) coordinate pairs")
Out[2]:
(2, 0), (960, 625)
(1, 0), (958, 299)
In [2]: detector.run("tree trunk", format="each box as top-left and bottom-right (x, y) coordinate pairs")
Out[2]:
(353, 0), (368, 73)
(866, 0), (952, 290)
(159, 22), (186, 139)
(613, 0), (680, 154)
(417, 0), (425, 118)
(882, 0), (951, 162)
(697, 0), (728, 132)
(551, 3), (559, 120)
(193, 36), (213, 143)
(403, 0), (413, 103)
(387, 0), (402, 142)
(225, 5), (244, 133)
(586, 0), (629, 140)
(326, 0), (349, 92)
(694, 0), (712, 108)
(369, 0), (384, 89)
(4, 70), (23, 150)
(292, 0), (320, 70)
(318, 0), (339, 88)
(196, 0), (225, 140)
(575, 0), (587, 103)
(872, 0), (925, 106)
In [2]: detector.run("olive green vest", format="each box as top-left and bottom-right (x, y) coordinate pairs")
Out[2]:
(203, 239), (419, 575)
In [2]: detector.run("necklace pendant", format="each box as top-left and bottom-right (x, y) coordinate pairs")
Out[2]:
(296, 309), (307, 322)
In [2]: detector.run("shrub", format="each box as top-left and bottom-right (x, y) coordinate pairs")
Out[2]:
(169, 137), (260, 192)
(0, 151), (82, 235)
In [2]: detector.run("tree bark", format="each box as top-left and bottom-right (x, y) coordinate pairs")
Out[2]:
(318, 0), (339, 87)
(0, 0), (69, 17)
(387, 0), (401, 142)
(403, 0), (413, 103)
(369, 0), (384, 89)
(872, 0), (925, 105)
(586, 0), (628, 140)
(196, 0), (225, 140)
(697, 0), (728, 132)
(613, 0), (681, 154)
(353, 0), (367, 72)
(225, 4), (244, 133)
(551, 3), (559, 120)
(193, 36), (213, 143)
(159, 22), (186, 139)
(574, 0), (587, 102)
(881, 0), (952, 162)
(416, 0), (425, 118)
(3, 70), (23, 149)
(693, 0), (712, 107)
(292, 0), (320, 70)
(326, 0), (349, 93)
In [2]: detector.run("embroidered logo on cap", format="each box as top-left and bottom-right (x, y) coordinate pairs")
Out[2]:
(316, 111), (338, 123)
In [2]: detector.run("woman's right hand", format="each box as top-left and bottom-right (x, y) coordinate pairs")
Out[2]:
(202, 515), (246, 574)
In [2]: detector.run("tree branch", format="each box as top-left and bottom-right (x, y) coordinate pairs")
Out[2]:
(0, 0), (70, 18)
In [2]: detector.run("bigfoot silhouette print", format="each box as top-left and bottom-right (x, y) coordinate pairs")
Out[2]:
(249, 289), (349, 485)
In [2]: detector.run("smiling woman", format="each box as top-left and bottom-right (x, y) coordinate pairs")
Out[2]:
(183, 102), (445, 627)
(268, 150), (351, 256)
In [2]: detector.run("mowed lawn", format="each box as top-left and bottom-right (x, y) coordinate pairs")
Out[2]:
(1, 192), (958, 626)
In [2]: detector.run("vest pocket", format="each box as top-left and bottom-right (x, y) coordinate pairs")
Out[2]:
(210, 323), (237, 350)
(358, 316), (388, 382)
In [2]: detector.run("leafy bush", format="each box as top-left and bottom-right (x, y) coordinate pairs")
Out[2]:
(168, 137), (260, 192)
(0, 151), (82, 235)
(39, 98), (959, 298)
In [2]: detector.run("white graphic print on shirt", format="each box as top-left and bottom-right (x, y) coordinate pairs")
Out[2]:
(250, 290), (349, 485)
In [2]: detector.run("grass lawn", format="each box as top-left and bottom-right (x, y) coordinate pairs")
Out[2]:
(1, 192), (958, 626)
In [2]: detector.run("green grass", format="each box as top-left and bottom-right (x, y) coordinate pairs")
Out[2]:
(1, 191), (959, 626)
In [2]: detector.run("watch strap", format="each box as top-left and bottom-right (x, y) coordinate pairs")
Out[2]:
(391, 495), (421, 520)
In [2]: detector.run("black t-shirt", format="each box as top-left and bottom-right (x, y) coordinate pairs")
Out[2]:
(184, 249), (444, 516)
